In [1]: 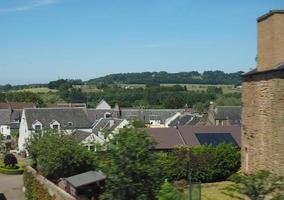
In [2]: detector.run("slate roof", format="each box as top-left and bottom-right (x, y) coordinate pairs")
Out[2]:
(65, 171), (106, 188)
(72, 130), (92, 142)
(243, 61), (284, 77)
(92, 118), (125, 136)
(257, 10), (284, 22)
(87, 109), (119, 123)
(0, 110), (11, 125)
(214, 106), (241, 125)
(147, 125), (241, 150)
(120, 108), (183, 123)
(24, 108), (92, 130)
(168, 114), (206, 127)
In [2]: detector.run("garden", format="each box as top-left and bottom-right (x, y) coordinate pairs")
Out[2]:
(0, 153), (24, 175)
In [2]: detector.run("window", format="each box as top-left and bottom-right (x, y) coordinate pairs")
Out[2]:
(35, 125), (41, 133)
(53, 125), (59, 129)
(35, 125), (41, 130)
(104, 112), (111, 118)
(68, 122), (73, 126)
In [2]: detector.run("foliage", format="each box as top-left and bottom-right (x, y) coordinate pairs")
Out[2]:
(229, 170), (284, 200)
(23, 170), (55, 200)
(172, 144), (240, 182)
(0, 91), (44, 106)
(95, 128), (161, 200)
(157, 181), (183, 200)
(88, 71), (243, 85)
(4, 153), (18, 167)
(48, 79), (83, 89)
(26, 131), (94, 180)
(131, 120), (146, 128)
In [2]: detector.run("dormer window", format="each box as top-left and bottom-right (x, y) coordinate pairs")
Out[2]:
(50, 120), (60, 130)
(52, 124), (59, 129)
(35, 125), (41, 130)
(104, 112), (111, 119)
(32, 120), (43, 133)
(68, 122), (73, 126)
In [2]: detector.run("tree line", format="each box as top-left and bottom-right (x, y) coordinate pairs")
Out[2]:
(88, 71), (243, 85)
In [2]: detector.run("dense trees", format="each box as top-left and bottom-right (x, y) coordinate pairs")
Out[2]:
(0, 91), (44, 106)
(95, 129), (162, 200)
(88, 71), (243, 85)
(26, 131), (94, 180)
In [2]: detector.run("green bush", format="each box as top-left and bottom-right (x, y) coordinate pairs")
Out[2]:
(157, 181), (183, 200)
(229, 170), (284, 200)
(23, 170), (55, 200)
(4, 153), (18, 167)
(167, 144), (240, 183)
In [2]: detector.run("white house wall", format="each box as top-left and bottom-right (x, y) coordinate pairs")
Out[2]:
(0, 125), (11, 137)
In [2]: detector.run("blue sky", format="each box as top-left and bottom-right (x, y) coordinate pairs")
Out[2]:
(0, 0), (283, 85)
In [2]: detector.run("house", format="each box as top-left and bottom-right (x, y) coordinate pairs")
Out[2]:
(18, 108), (93, 152)
(0, 110), (12, 138)
(59, 171), (106, 200)
(72, 118), (129, 150)
(146, 125), (241, 150)
(87, 100), (187, 126)
(47, 103), (87, 108)
(166, 113), (208, 127)
(120, 108), (184, 125)
(208, 106), (241, 126)
(0, 102), (36, 137)
(95, 99), (111, 110)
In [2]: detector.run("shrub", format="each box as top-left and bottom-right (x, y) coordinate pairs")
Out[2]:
(172, 144), (240, 182)
(157, 181), (183, 200)
(0, 167), (24, 175)
(229, 170), (284, 200)
(4, 153), (18, 168)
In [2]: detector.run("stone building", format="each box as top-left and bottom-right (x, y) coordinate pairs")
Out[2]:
(241, 10), (284, 175)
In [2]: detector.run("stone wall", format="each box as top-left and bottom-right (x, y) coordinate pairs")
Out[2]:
(25, 166), (76, 200)
(242, 76), (284, 175)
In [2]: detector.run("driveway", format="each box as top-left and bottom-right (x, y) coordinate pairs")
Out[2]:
(0, 174), (25, 200)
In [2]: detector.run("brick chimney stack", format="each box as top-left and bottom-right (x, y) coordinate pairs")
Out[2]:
(257, 10), (284, 71)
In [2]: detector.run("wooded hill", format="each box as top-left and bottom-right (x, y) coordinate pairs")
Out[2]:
(87, 71), (243, 85)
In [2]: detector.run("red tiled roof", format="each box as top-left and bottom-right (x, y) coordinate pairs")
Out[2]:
(0, 102), (36, 109)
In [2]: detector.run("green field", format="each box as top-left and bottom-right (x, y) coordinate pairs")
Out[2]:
(15, 87), (57, 93)
(118, 83), (241, 94)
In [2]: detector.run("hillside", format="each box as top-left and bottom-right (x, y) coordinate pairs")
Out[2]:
(87, 71), (243, 85)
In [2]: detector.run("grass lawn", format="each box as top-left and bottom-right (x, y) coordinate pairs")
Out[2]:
(183, 181), (242, 200)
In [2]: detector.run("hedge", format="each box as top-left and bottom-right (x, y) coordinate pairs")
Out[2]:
(23, 170), (55, 200)
(0, 160), (24, 175)
(0, 167), (24, 175)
